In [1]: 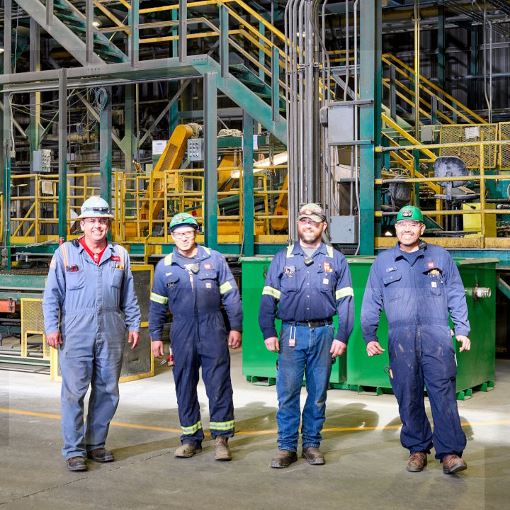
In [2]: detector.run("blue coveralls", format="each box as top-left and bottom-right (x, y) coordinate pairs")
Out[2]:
(149, 245), (242, 446)
(361, 242), (469, 460)
(43, 240), (141, 460)
(259, 243), (354, 452)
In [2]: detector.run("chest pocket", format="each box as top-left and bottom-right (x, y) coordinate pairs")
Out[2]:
(198, 270), (218, 290)
(65, 270), (85, 291)
(318, 259), (335, 293)
(166, 274), (180, 289)
(112, 269), (124, 288)
(383, 272), (402, 301)
(280, 268), (298, 292)
(425, 271), (444, 296)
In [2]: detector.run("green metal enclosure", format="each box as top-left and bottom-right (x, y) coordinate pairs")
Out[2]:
(241, 255), (496, 399)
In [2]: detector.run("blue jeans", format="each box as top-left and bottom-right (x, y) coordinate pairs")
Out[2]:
(276, 323), (334, 452)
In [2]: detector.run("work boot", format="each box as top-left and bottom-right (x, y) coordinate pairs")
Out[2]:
(271, 449), (298, 469)
(214, 437), (232, 461)
(87, 447), (114, 463)
(66, 456), (87, 472)
(442, 454), (467, 474)
(407, 452), (428, 472)
(302, 447), (325, 465)
(175, 443), (202, 458)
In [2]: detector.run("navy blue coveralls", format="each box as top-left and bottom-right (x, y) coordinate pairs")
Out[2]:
(149, 245), (242, 446)
(361, 242), (469, 460)
(259, 243), (354, 451)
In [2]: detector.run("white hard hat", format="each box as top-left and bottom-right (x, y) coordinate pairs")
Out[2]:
(77, 196), (114, 219)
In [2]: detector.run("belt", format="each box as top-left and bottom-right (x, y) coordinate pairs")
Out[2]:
(291, 319), (332, 328)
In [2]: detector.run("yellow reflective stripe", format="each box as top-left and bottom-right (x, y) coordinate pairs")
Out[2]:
(150, 292), (168, 304)
(336, 287), (354, 300)
(203, 246), (211, 255)
(219, 281), (233, 295)
(326, 245), (334, 258)
(181, 421), (202, 435)
(60, 243), (69, 268)
(209, 420), (235, 431)
(286, 243), (295, 257)
(262, 286), (281, 300)
(164, 254), (173, 266)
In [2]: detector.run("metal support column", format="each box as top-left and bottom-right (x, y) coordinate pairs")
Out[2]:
(99, 88), (112, 206)
(124, 85), (135, 172)
(169, 9), (179, 134)
(58, 69), (68, 241)
(29, 19), (41, 167)
(437, 1), (445, 91)
(2, 0), (12, 268)
(129, 0), (139, 65)
(359, 0), (382, 255)
(204, 73), (218, 249)
(219, 5), (229, 77)
(271, 46), (279, 122)
(86, 0), (94, 64)
(242, 113), (254, 256)
(179, 0), (188, 62)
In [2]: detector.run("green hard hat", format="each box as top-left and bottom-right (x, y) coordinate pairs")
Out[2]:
(169, 212), (199, 232)
(396, 205), (424, 223)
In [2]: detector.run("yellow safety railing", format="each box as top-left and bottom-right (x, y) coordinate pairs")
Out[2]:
(382, 53), (486, 126)
(374, 139), (510, 249)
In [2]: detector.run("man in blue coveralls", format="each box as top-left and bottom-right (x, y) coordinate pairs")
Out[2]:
(149, 213), (242, 461)
(361, 205), (470, 474)
(43, 196), (141, 472)
(259, 203), (354, 468)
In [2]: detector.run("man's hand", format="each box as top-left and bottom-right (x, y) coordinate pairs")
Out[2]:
(366, 340), (385, 357)
(46, 331), (62, 349)
(228, 330), (242, 349)
(456, 335), (471, 352)
(330, 340), (347, 358)
(128, 331), (140, 350)
(264, 336), (279, 352)
(151, 340), (165, 357)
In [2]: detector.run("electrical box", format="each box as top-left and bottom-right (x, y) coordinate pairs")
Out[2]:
(323, 104), (355, 146)
(187, 138), (203, 161)
(32, 149), (52, 173)
(329, 215), (358, 244)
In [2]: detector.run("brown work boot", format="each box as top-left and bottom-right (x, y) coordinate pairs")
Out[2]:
(407, 452), (428, 472)
(302, 447), (325, 465)
(214, 437), (232, 461)
(66, 456), (87, 472)
(87, 447), (114, 463)
(271, 449), (298, 469)
(442, 454), (467, 474)
(175, 443), (202, 458)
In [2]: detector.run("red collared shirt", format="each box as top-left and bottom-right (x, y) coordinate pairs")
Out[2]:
(79, 237), (107, 265)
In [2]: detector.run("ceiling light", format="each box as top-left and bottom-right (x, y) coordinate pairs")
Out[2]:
(92, 21), (101, 28)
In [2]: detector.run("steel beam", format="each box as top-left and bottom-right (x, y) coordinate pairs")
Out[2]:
(242, 113), (254, 256)
(359, 0), (382, 255)
(99, 88), (113, 206)
(179, 0), (187, 62)
(219, 5), (229, 78)
(29, 18), (41, 170)
(58, 69), (68, 241)
(204, 73), (218, 249)
(129, 0), (139, 65)
(86, 0), (94, 64)
(124, 85), (135, 172)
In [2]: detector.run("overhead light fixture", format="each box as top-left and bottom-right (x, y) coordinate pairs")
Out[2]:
(92, 20), (101, 28)
(0, 48), (4, 54)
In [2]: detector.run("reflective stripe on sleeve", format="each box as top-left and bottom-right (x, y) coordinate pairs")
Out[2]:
(209, 420), (235, 431)
(219, 281), (233, 295)
(326, 245), (334, 258)
(164, 254), (173, 266)
(336, 287), (354, 300)
(150, 292), (168, 304)
(262, 286), (281, 300)
(181, 421), (202, 435)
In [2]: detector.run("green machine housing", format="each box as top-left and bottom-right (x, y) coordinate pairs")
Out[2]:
(241, 256), (497, 399)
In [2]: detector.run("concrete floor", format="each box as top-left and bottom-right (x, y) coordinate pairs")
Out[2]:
(1, 352), (509, 510)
